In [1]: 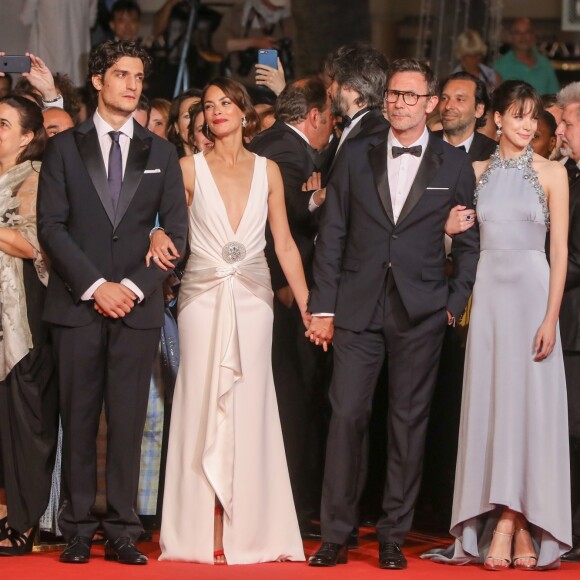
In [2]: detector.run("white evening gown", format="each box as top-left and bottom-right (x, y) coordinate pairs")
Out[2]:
(159, 152), (305, 564)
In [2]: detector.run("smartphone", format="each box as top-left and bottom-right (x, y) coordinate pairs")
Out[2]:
(258, 49), (278, 69)
(0, 55), (31, 74)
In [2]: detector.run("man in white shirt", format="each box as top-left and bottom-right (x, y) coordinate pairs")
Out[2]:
(37, 40), (187, 566)
(307, 58), (479, 570)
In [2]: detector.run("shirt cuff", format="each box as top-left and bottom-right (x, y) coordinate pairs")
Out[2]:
(121, 278), (144, 303)
(312, 313), (335, 317)
(42, 94), (64, 110)
(81, 278), (106, 301)
(308, 190), (321, 213)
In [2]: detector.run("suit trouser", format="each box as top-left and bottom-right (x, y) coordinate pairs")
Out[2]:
(52, 317), (160, 542)
(563, 351), (580, 539)
(320, 273), (447, 545)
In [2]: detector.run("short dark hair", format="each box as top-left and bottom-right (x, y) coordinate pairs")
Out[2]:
(493, 80), (542, 118)
(388, 58), (438, 97)
(136, 93), (151, 123)
(442, 71), (491, 129)
(324, 43), (388, 109)
(0, 73), (13, 91)
(540, 110), (557, 136)
(275, 76), (328, 125)
(110, 0), (141, 19)
(0, 96), (47, 163)
(167, 88), (202, 157)
(201, 78), (260, 142)
(541, 93), (558, 110)
(88, 40), (151, 81)
(186, 101), (206, 150)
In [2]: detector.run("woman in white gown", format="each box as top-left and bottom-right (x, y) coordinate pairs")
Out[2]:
(151, 78), (308, 565)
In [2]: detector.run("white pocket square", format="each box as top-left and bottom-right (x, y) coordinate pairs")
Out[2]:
(426, 187), (449, 190)
(144, 169), (161, 174)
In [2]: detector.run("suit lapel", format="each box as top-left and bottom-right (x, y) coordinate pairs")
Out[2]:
(74, 121), (116, 225)
(369, 138), (394, 223)
(397, 136), (443, 225)
(114, 125), (152, 228)
(469, 133), (483, 160)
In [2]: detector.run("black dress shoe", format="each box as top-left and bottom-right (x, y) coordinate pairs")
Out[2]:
(379, 542), (407, 570)
(104, 537), (148, 565)
(561, 544), (580, 562)
(60, 536), (92, 563)
(308, 542), (348, 566)
(347, 528), (359, 550)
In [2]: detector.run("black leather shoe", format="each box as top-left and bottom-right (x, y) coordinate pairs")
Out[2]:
(59, 536), (92, 563)
(104, 537), (148, 565)
(308, 542), (348, 566)
(562, 544), (580, 562)
(379, 542), (407, 570)
(347, 528), (359, 549)
(300, 520), (322, 540)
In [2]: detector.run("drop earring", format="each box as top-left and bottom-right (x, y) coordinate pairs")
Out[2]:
(242, 116), (248, 128)
(496, 125), (502, 137)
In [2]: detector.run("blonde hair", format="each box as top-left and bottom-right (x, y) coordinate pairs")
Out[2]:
(454, 29), (487, 59)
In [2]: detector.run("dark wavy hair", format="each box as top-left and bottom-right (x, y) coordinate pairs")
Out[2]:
(88, 40), (152, 81)
(201, 78), (260, 142)
(167, 88), (202, 158)
(324, 43), (388, 109)
(493, 80), (542, 119)
(442, 71), (491, 129)
(186, 101), (206, 151)
(0, 96), (47, 164)
(275, 76), (329, 124)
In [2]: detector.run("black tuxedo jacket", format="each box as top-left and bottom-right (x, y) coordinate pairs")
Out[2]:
(37, 118), (188, 329)
(309, 132), (479, 330)
(249, 120), (321, 289)
(560, 175), (580, 350)
(431, 129), (497, 162)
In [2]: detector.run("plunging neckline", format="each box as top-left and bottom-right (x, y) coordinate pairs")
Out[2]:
(201, 152), (257, 236)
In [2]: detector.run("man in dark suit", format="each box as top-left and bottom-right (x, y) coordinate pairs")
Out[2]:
(37, 40), (187, 565)
(248, 77), (334, 538)
(307, 58), (479, 569)
(555, 82), (580, 561)
(433, 71), (496, 162)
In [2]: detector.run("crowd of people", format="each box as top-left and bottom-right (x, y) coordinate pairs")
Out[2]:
(0, 2), (580, 574)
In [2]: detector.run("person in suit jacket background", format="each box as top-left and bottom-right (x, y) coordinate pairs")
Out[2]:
(434, 71), (497, 162)
(249, 76), (334, 539)
(307, 58), (479, 570)
(37, 40), (187, 565)
(555, 82), (580, 562)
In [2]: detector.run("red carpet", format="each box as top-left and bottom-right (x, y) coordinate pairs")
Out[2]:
(3, 529), (580, 578)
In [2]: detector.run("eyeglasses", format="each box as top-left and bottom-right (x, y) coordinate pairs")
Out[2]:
(385, 90), (432, 106)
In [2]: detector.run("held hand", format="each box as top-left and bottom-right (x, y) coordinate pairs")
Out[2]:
(302, 171), (322, 192)
(305, 316), (334, 352)
(146, 230), (180, 271)
(255, 58), (286, 96)
(301, 310), (312, 331)
(533, 319), (557, 361)
(445, 205), (476, 236)
(23, 53), (59, 101)
(93, 282), (136, 318)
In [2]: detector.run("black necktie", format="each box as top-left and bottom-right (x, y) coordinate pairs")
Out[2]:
(392, 145), (422, 158)
(458, 145), (466, 152)
(108, 131), (122, 210)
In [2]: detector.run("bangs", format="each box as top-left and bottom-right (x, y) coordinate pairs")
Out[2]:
(508, 97), (543, 119)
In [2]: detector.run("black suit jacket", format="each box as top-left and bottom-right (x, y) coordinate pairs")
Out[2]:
(37, 118), (188, 329)
(431, 129), (497, 162)
(309, 132), (479, 330)
(249, 120), (321, 289)
(560, 175), (580, 350)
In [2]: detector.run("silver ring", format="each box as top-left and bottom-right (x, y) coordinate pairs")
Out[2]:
(153, 256), (159, 261)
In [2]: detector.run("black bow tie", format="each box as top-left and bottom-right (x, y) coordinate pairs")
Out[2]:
(342, 108), (368, 128)
(392, 145), (422, 158)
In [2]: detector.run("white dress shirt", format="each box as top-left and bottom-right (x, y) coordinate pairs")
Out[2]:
(336, 109), (369, 152)
(81, 111), (144, 302)
(387, 127), (430, 223)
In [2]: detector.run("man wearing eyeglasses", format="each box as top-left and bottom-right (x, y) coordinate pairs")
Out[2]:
(307, 58), (479, 570)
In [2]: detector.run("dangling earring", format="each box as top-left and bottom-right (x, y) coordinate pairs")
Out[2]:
(496, 125), (502, 137)
(241, 116), (248, 129)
